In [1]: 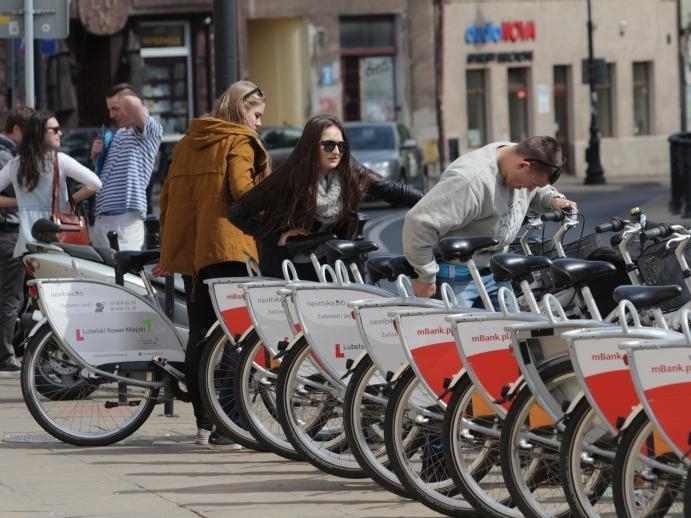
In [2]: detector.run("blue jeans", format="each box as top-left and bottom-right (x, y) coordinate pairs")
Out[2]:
(435, 268), (510, 310)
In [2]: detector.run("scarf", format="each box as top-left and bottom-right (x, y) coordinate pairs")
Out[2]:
(315, 170), (343, 225)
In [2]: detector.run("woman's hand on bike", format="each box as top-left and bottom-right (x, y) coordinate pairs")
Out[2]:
(278, 228), (310, 246)
(151, 263), (170, 277)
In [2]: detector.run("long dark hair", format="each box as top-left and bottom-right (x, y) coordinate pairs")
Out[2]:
(239, 115), (367, 237)
(17, 111), (55, 192)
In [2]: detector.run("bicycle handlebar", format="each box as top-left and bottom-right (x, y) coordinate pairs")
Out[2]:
(540, 207), (575, 222)
(639, 223), (672, 242)
(595, 217), (630, 234)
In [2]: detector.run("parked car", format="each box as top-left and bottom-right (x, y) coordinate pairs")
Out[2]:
(59, 127), (101, 168)
(260, 126), (302, 169)
(344, 121), (428, 191)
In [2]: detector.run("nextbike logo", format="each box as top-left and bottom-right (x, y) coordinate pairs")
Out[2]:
(53, 289), (85, 297)
(471, 332), (511, 343)
(306, 299), (346, 308)
(335, 343), (364, 358)
(416, 326), (452, 336)
(76, 320), (153, 341)
(257, 296), (282, 304)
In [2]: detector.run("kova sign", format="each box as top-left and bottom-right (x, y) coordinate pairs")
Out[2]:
(466, 20), (536, 45)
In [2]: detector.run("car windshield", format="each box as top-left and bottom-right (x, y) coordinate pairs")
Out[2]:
(346, 125), (395, 151)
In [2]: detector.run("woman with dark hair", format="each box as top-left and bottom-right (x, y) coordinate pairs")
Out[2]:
(0, 111), (101, 255)
(229, 114), (422, 279)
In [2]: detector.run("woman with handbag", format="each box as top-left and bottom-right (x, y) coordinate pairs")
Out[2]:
(0, 111), (101, 255)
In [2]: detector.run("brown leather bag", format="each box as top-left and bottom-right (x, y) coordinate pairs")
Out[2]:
(51, 152), (89, 245)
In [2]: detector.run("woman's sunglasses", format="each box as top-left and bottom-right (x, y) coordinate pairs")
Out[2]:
(46, 126), (61, 134)
(320, 140), (348, 153)
(526, 156), (567, 184)
(242, 86), (264, 101)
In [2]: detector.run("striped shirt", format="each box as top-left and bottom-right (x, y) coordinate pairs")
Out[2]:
(95, 115), (162, 219)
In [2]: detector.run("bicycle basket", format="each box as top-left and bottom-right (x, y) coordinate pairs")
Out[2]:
(636, 239), (691, 312)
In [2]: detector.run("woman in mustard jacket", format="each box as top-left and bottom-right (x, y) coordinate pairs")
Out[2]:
(155, 81), (269, 446)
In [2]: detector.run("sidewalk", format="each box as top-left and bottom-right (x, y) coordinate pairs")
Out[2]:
(0, 379), (437, 517)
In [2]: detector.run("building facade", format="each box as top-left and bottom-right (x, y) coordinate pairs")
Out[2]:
(443, 0), (680, 179)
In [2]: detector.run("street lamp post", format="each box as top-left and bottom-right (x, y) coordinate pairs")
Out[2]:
(213, 0), (238, 95)
(584, 0), (606, 184)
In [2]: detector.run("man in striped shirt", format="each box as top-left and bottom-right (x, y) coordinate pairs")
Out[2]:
(90, 83), (162, 250)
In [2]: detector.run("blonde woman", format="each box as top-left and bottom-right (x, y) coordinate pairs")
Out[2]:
(155, 81), (269, 446)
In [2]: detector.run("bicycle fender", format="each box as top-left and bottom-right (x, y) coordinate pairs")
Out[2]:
(387, 362), (410, 384)
(564, 391), (586, 415)
(504, 374), (526, 399)
(27, 317), (48, 338)
(283, 331), (304, 352)
(349, 351), (369, 372)
(237, 325), (256, 344)
(619, 404), (644, 432)
(204, 320), (221, 341)
(446, 368), (467, 390)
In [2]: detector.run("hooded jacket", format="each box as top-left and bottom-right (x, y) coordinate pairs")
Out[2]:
(159, 117), (268, 276)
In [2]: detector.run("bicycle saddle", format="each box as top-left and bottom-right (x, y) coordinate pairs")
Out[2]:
(550, 258), (616, 289)
(324, 239), (379, 261)
(389, 255), (417, 279)
(490, 254), (552, 283)
(437, 236), (499, 262)
(366, 255), (396, 284)
(613, 285), (683, 310)
(114, 250), (161, 275)
(285, 232), (337, 255)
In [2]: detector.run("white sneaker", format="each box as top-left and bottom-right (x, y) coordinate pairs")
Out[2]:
(194, 428), (211, 445)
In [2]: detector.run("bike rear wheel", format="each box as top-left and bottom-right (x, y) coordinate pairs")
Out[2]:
(21, 324), (158, 446)
(233, 330), (301, 460)
(198, 326), (264, 450)
(384, 366), (477, 517)
(276, 335), (366, 478)
(342, 356), (411, 497)
(612, 410), (685, 517)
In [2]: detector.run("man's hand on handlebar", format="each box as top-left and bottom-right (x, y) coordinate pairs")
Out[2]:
(550, 197), (578, 213)
(413, 279), (436, 298)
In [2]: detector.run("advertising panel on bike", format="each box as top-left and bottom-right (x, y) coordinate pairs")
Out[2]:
(243, 283), (294, 356)
(394, 310), (461, 404)
(292, 287), (387, 383)
(354, 304), (419, 376)
(451, 317), (518, 413)
(36, 279), (185, 365)
(628, 343), (691, 460)
(206, 278), (255, 339)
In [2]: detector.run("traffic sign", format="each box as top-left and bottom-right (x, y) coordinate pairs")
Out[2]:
(0, 0), (69, 39)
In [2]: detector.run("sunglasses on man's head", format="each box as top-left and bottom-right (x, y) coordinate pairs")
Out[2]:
(242, 86), (264, 101)
(526, 156), (567, 184)
(320, 140), (348, 153)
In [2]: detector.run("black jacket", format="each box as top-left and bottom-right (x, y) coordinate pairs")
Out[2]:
(228, 169), (422, 278)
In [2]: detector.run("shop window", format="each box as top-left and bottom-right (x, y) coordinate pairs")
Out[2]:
(340, 16), (396, 122)
(466, 69), (488, 147)
(595, 63), (614, 137)
(138, 21), (192, 138)
(508, 68), (529, 142)
(633, 62), (652, 136)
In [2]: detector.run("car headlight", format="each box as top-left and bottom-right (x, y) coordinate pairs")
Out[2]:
(363, 161), (394, 177)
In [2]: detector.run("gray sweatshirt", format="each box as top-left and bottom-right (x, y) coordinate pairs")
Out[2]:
(403, 142), (563, 283)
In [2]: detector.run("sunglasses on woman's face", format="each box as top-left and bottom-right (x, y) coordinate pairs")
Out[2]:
(320, 140), (348, 153)
(46, 126), (61, 134)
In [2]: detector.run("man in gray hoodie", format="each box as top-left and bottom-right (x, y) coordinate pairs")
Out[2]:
(403, 136), (576, 304)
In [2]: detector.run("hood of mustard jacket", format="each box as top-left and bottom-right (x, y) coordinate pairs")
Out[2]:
(159, 117), (268, 276)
